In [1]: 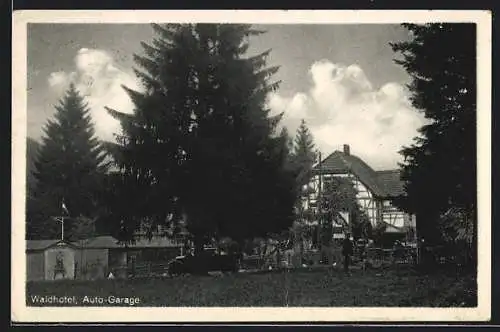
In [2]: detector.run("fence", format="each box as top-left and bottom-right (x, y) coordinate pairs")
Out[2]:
(125, 262), (170, 278)
(417, 244), (475, 266)
(365, 247), (418, 268)
(120, 245), (468, 278)
(241, 246), (420, 270)
(241, 255), (263, 270)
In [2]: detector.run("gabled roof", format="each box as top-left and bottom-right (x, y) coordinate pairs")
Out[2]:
(312, 150), (405, 198)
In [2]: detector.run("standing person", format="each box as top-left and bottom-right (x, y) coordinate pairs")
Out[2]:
(182, 239), (191, 257)
(342, 233), (354, 273)
(393, 240), (404, 265)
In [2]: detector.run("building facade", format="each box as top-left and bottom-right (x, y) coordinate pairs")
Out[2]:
(303, 144), (416, 244)
(26, 235), (183, 281)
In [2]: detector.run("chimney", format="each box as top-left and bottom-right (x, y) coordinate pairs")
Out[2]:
(343, 144), (350, 156)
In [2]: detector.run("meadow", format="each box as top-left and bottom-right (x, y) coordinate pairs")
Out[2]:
(26, 266), (476, 307)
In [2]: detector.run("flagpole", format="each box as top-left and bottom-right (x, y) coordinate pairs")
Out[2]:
(52, 216), (65, 241)
(55, 198), (69, 242)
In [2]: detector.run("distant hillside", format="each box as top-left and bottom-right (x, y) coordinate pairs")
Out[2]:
(26, 137), (40, 194)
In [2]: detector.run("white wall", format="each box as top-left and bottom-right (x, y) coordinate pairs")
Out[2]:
(382, 200), (405, 228)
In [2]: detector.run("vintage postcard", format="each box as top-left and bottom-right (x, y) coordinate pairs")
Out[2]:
(12, 10), (491, 323)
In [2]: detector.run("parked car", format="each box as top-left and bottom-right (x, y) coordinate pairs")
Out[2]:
(167, 249), (240, 276)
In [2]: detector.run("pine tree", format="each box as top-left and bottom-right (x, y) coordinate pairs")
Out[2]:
(28, 84), (108, 240)
(289, 119), (318, 235)
(279, 126), (294, 158)
(390, 24), (476, 249)
(107, 24), (295, 252)
(291, 119), (318, 187)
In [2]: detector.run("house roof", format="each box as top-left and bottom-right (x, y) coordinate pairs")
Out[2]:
(313, 150), (405, 198)
(375, 170), (405, 198)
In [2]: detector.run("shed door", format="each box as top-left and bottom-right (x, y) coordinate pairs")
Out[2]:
(45, 246), (75, 280)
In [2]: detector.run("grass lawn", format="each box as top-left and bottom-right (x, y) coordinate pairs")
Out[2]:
(26, 266), (476, 307)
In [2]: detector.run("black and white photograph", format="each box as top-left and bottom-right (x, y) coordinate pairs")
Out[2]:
(12, 10), (491, 323)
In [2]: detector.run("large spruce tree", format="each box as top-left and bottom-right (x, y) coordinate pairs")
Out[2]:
(107, 24), (296, 252)
(390, 23), (476, 247)
(28, 84), (108, 240)
(26, 137), (40, 198)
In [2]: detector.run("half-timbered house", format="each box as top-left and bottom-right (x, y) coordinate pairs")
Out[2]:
(303, 144), (417, 244)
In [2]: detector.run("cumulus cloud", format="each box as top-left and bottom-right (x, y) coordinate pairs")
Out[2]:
(47, 71), (73, 95)
(47, 52), (425, 169)
(47, 48), (142, 142)
(269, 59), (427, 170)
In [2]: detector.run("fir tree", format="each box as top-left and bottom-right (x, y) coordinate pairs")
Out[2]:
(279, 126), (294, 158)
(107, 24), (295, 252)
(28, 84), (108, 240)
(291, 119), (318, 187)
(289, 119), (318, 232)
(390, 24), (476, 249)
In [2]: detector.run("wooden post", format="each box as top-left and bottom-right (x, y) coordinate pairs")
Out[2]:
(61, 217), (64, 241)
(52, 216), (66, 241)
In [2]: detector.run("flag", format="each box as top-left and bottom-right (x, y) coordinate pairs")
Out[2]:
(62, 199), (69, 215)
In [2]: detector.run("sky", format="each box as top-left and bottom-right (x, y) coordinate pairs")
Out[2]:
(27, 23), (427, 170)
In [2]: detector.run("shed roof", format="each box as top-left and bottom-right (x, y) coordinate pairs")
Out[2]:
(74, 235), (182, 248)
(26, 240), (61, 251)
(27, 235), (183, 251)
(26, 240), (76, 251)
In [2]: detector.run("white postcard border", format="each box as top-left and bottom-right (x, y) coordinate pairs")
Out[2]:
(12, 9), (492, 323)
